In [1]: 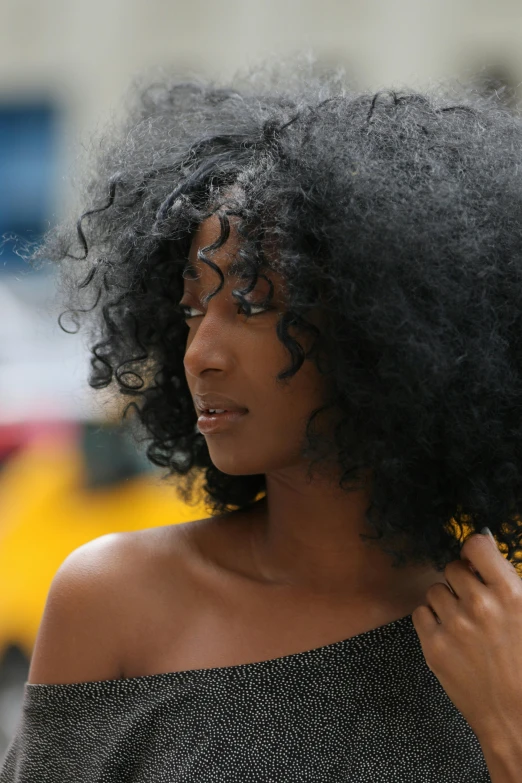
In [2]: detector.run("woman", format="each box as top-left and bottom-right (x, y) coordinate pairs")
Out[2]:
(2, 59), (521, 781)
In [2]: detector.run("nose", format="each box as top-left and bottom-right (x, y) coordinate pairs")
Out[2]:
(183, 310), (234, 379)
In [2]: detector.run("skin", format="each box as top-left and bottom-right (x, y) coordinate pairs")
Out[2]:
(26, 207), (522, 782)
(25, 200), (520, 776)
(179, 212), (442, 606)
(26, 208), (447, 687)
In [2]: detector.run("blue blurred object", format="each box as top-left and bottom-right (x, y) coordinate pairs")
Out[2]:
(0, 102), (58, 273)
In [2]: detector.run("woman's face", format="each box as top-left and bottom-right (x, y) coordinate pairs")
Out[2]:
(181, 213), (331, 476)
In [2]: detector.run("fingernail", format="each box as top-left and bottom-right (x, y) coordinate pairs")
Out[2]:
(480, 526), (495, 543)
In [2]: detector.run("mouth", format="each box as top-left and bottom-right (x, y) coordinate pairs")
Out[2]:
(197, 409), (249, 434)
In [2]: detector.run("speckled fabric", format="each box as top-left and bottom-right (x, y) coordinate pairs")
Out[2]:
(0, 614), (490, 782)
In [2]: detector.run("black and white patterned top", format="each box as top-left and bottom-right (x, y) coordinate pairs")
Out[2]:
(0, 613), (491, 782)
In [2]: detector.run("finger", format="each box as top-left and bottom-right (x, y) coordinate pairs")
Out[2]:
(425, 581), (457, 623)
(460, 530), (512, 589)
(444, 559), (484, 594)
(412, 603), (440, 633)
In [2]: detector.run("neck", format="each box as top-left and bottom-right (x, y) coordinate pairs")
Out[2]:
(247, 466), (440, 600)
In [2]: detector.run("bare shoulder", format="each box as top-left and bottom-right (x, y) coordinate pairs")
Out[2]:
(27, 530), (151, 685)
(27, 511), (257, 686)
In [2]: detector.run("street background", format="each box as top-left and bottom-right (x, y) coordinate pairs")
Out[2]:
(1, 0), (521, 759)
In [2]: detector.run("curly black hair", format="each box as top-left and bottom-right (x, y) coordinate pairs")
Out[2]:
(31, 58), (522, 574)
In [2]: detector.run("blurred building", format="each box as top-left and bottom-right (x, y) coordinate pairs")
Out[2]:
(2, 0), (522, 230)
(1, 0), (521, 419)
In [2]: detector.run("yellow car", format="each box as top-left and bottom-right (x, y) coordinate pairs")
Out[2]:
(0, 418), (209, 671)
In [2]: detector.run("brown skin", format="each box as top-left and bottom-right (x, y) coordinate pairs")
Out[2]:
(26, 212), (522, 780)
(102, 212), (443, 677)
(104, 211), (442, 677)
(181, 213), (440, 595)
(27, 211), (445, 686)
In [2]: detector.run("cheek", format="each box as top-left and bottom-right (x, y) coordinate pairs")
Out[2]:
(261, 356), (330, 432)
(203, 360), (331, 476)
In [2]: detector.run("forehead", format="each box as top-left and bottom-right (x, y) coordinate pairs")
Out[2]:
(185, 212), (242, 280)
(183, 214), (284, 296)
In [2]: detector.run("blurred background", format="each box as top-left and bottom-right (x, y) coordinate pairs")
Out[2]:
(1, 0), (522, 759)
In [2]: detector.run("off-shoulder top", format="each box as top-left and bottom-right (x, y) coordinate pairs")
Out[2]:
(0, 613), (491, 782)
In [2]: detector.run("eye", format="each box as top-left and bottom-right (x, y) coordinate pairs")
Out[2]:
(178, 302), (272, 320)
(179, 304), (201, 319)
(238, 302), (271, 317)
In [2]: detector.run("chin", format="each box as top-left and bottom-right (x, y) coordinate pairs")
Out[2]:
(207, 450), (265, 476)
(207, 445), (299, 476)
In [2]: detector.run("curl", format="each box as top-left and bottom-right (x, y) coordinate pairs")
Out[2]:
(29, 60), (522, 572)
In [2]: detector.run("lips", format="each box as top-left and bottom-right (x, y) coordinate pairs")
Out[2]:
(196, 408), (248, 434)
(193, 393), (248, 415)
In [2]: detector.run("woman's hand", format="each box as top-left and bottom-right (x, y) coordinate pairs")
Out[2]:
(411, 528), (522, 746)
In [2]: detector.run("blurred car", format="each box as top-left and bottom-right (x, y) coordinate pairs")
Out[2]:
(0, 417), (209, 752)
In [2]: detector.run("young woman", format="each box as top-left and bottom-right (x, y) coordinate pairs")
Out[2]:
(2, 60), (522, 781)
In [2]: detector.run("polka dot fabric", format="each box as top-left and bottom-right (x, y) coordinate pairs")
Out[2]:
(0, 614), (490, 782)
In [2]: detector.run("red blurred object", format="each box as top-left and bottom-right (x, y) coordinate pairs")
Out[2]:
(0, 419), (78, 465)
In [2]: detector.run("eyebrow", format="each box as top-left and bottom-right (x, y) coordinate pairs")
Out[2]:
(182, 257), (248, 282)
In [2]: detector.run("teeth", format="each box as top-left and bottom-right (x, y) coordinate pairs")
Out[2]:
(208, 409), (226, 414)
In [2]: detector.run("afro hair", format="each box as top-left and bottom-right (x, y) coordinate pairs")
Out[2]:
(30, 57), (522, 574)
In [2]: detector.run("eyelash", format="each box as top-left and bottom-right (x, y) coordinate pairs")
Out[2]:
(179, 302), (272, 320)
